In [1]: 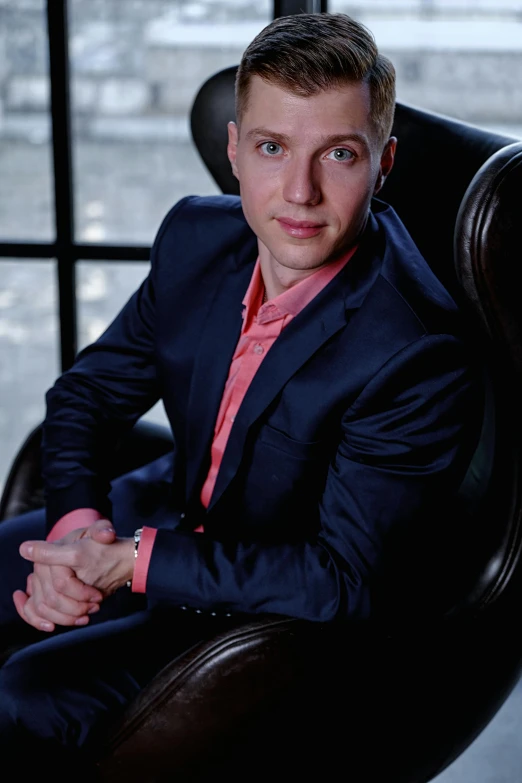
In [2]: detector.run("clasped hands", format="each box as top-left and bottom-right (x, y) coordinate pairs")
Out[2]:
(13, 520), (135, 633)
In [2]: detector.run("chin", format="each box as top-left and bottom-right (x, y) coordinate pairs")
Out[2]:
(270, 252), (321, 271)
(277, 246), (334, 270)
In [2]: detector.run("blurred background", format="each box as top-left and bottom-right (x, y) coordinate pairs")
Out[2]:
(0, 3), (521, 778)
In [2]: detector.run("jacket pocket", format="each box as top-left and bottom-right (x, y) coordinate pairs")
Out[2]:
(258, 425), (324, 460)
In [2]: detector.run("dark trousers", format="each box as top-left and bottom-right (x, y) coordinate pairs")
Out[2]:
(0, 457), (226, 775)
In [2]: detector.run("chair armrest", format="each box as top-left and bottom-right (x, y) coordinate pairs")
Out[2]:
(0, 419), (174, 523)
(97, 614), (323, 781)
(0, 424), (44, 521)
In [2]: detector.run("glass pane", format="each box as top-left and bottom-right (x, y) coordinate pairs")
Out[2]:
(328, 0), (522, 139)
(0, 259), (59, 492)
(0, 0), (54, 241)
(77, 260), (167, 426)
(69, 0), (271, 245)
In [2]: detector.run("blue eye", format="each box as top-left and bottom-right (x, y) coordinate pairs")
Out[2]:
(328, 149), (353, 162)
(261, 142), (282, 156)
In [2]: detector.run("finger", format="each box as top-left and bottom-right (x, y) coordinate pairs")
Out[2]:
(87, 519), (116, 544)
(49, 566), (103, 603)
(23, 573), (91, 628)
(13, 589), (29, 619)
(13, 590), (55, 633)
(20, 541), (78, 567)
(21, 578), (91, 628)
(30, 598), (91, 627)
(40, 579), (98, 618)
(53, 575), (103, 604)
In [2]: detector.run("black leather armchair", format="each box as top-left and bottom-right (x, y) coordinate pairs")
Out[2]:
(1, 65), (522, 782)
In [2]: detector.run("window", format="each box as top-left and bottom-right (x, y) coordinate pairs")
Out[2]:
(0, 0), (272, 485)
(0, 260), (59, 488)
(69, 0), (270, 244)
(0, 0), (54, 242)
(329, 0), (522, 139)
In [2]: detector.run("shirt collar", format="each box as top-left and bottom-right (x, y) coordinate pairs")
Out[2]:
(242, 245), (359, 324)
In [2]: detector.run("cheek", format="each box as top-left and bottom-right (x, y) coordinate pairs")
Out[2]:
(238, 186), (269, 240)
(326, 174), (374, 218)
(238, 153), (282, 192)
(239, 186), (262, 222)
(238, 170), (275, 218)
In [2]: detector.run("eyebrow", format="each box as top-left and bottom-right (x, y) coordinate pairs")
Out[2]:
(244, 127), (371, 152)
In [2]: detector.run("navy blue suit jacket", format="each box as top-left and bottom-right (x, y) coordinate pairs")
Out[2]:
(41, 195), (481, 625)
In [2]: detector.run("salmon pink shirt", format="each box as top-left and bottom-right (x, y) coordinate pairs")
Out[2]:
(48, 247), (357, 592)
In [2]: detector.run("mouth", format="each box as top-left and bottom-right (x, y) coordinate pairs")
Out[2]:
(276, 217), (325, 239)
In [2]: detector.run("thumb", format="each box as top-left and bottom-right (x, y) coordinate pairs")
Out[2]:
(86, 518), (116, 543)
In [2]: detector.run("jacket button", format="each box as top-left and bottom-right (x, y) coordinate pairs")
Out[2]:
(180, 512), (186, 519)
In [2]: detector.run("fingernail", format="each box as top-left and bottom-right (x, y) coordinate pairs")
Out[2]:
(26, 545), (33, 556)
(88, 605), (100, 614)
(75, 617), (89, 626)
(40, 621), (53, 631)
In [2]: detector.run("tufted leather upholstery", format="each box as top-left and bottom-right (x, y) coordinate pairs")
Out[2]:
(2, 65), (522, 782)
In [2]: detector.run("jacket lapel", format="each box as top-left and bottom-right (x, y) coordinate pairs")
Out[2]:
(185, 241), (257, 505)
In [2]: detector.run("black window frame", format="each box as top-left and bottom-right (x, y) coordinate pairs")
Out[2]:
(0, 0), (325, 372)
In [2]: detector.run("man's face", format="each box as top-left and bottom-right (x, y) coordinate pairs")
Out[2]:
(227, 76), (396, 277)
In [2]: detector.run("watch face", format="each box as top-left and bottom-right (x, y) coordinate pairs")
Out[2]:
(134, 528), (143, 554)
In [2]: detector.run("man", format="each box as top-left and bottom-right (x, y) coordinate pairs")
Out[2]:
(0, 11), (481, 768)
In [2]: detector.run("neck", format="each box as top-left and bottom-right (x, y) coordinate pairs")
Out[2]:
(258, 244), (318, 301)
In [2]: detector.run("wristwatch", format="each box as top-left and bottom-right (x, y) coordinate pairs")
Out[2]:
(126, 527), (143, 588)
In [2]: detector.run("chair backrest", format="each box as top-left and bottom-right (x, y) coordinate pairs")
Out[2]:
(99, 127), (522, 782)
(98, 70), (522, 783)
(454, 141), (522, 614)
(190, 65), (522, 622)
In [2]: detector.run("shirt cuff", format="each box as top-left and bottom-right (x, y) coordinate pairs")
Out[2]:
(131, 526), (157, 593)
(46, 508), (104, 542)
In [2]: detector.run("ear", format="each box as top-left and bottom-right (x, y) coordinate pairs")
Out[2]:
(227, 121), (239, 180)
(374, 136), (397, 195)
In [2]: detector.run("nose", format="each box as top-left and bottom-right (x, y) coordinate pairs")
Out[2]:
(282, 155), (321, 206)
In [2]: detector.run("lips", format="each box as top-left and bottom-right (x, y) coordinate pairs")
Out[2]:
(276, 217), (325, 238)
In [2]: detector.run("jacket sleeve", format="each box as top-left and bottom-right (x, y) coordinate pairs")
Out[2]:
(41, 199), (188, 530)
(143, 333), (482, 624)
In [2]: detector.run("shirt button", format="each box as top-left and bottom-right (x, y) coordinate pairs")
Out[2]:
(253, 343), (264, 355)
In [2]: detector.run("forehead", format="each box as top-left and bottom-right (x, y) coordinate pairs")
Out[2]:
(241, 75), (373, 138)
